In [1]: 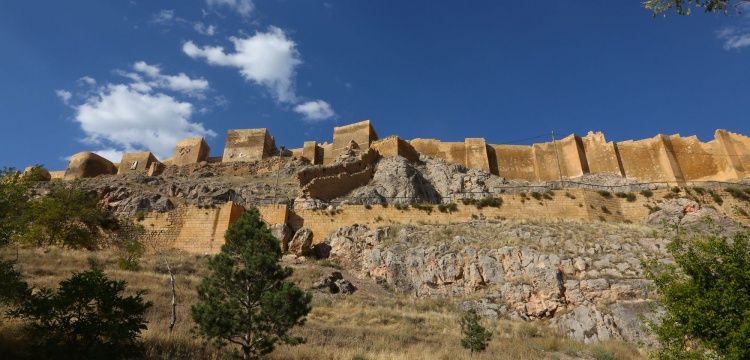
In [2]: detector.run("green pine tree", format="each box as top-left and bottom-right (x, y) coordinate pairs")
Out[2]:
(191, 208), (312, 360)
(460, 309), (492, 355)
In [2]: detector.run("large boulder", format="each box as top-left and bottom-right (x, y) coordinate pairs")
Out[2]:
(288, 227), (313, 255)
(64, 152), (117, 180)
(348, 156), (439, 204)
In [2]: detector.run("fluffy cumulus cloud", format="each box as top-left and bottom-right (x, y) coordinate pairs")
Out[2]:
(294, 100), (335, 121)
(63, 62), (215, 160)
(206, 0), (254, 17)
(55, 89), (72, 104)
(75, 84), (215, 159)
(718, 27), (750, 50)
(183, 27), (301, 103)
(131, 61), (210, 96)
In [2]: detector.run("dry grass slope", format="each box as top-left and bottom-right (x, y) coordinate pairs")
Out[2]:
(0, 247), (646, 360)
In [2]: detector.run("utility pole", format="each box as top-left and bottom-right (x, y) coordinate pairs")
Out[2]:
(273, 146), (285, 205)
(551, 130), (564, 186)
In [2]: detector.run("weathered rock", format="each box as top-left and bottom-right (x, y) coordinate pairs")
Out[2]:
(270, 224), (292, 252)
(553, 305), (620, 343)
(312, 271), (357, 294)
(288, 227), (313, 255)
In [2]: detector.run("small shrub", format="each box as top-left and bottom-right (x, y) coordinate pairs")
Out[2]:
(663, 192), (679, 200)
(640, 189), (654, 198)
(709, 190), (724, 205)
(530, 192), (542, 201)
(438, 203), (458, 213)
(565, 192), (576, 199)
(516, 323), (541, 338)
(645, 204), (661, 214)
(671, 186), (682, 194)
(374, 216), (384, 222)
(615, 192), (628, 199)
(625, 193), (637, 202)
(733, 205), (749, 217)
(461, 198), (478, 206)
(591, 347), (616, 360)
(364, 204), (372, 210)
(394, 203), (409, 211)
(725, 187), (750, 202)
(476, 197), (502, 209)
(412, 203), (433, 214)
(135, 211), (146, 221)
(601, 206), (611, 214)
(597, 190), (612, 198)
(544, 190), (554, 200)
(693, 187), (706, 195)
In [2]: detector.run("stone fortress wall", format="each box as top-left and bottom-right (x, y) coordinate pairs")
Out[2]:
(54, 119), (750, 184)
(32, 119), (750, 254)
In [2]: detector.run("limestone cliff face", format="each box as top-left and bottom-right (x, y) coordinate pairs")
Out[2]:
(318, 219), (722, 344)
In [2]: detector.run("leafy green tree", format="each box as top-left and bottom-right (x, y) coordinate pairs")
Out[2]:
(460, 309), (492, 354)
(0, 259), (29, 306)
(644, 0), (750, 15)
(18, 183), (109, 248)
(646, 229), (750, 360)
(10, 269), (152, 359)
(0, 168), (30, 245)
(192, 208), (312, 360)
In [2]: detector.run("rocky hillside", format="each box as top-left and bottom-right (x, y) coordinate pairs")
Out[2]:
(302, 215), (742, 345)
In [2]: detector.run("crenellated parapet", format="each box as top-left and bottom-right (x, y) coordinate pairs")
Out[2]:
(49, 119), (750, 183)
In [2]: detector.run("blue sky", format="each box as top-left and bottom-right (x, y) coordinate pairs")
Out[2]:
(1, 1), (749, 170)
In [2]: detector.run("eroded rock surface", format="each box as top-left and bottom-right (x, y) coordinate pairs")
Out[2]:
(323, 221), (670, 345)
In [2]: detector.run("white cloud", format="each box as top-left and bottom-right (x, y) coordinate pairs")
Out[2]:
(206, 0), (254, 17)
(55, 89), (72, 104)
(92, 149), (124, 163)
(131, 61), (210, 96)
(75, 84), (215, 159)
(78, 76), (97, 86)
(717, 27), (750, 50)
(152, 9), (176, 24)
(183, 27), (302, 103)
(294, 100), (335, 121)
(194, 22), (217, 36)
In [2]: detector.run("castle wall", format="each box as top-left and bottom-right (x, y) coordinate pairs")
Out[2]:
(117, 152), (159, 175)
(222, 129), (276, 163)
(465, 138), (491, 173)
(715, 130), (750, 179)
(172, 137), (210, 166)
(492, 145), (536, 181)
(138, 186), (750, 253)
(616, 136), (681, 182)
(324, 120), (378, 164)
(532, 135), (588, 181)
(580, 132), (623, 176)
(371, 136), (420, 162)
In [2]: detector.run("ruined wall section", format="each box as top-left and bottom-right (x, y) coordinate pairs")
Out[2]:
(223, 129), (276, 163)
(298, 148), (380, 200)
(492, 145), (536, 181)
(532, 135), (588, 181)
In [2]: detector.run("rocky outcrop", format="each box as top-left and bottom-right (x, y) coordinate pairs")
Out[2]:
(323, 222), (667, 345)
(289, 227), (313, 256)
(312, 271), (357, 294)
(348, 157), (439, 204)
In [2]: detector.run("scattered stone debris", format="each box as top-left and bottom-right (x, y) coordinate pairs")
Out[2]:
(312, 271), (357, 295)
